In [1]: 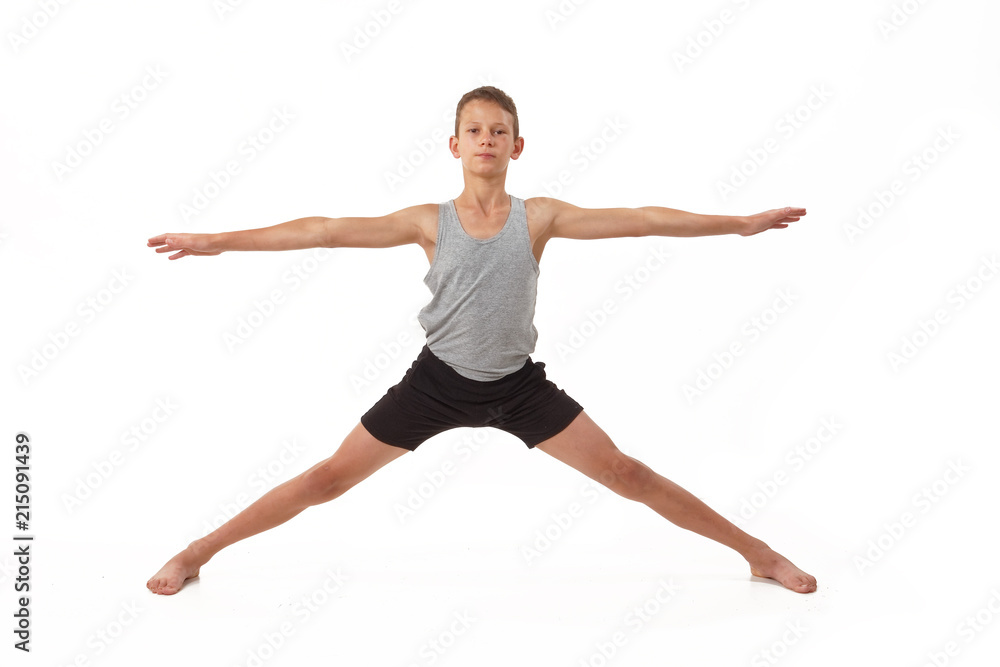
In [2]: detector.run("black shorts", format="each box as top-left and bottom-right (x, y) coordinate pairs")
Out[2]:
(360, 344), (584, 451)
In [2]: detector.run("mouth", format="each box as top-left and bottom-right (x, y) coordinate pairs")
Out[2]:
(476, 153), (495, 159)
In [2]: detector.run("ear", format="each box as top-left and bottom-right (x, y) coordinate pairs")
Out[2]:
(510, 135), (525, 160)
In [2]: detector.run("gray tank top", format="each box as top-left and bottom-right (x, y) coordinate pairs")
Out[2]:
(417, 194), (539, 381)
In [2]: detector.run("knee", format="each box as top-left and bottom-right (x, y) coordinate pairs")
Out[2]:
(299, 462), (350, 505)
(603, 455), (653, 501)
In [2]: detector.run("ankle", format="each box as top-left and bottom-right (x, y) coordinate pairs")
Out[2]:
(186, 538), (217, 565)
(740, 538), (771, 562)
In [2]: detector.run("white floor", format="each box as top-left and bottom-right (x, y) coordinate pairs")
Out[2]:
(25, 441), (999, 666)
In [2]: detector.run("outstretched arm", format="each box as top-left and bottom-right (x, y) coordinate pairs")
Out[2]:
(537, 197), (805, 240)
(644, 205), (805, 237)
(147, 206), (425, 260)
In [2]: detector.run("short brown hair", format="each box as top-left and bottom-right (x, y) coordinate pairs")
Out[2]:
(454, 86), (519, 140)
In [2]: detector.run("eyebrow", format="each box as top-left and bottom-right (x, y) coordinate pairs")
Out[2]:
(463, 120), (509, 128)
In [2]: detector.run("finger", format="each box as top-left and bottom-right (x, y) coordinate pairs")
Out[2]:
(168, 250), (188, 260)
(154, 245), (176, 253)
(147, 234), (167, 246)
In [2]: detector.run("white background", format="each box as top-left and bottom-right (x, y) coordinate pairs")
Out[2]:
(2, 0), (999, 665)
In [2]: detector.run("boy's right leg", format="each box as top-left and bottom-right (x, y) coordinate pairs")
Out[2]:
(146, 421), (409, 595)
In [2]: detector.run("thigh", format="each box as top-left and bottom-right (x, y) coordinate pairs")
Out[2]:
(534, 411), (643, 492)
(301, 421), (410, 494)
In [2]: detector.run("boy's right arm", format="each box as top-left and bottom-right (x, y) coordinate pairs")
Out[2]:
(147, 206), (426, 260)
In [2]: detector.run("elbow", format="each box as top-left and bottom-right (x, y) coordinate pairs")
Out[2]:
(317, 217), (340, 248)
(635, 207), (653, 237)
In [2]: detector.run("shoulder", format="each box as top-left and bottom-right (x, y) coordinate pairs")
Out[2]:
(387, 201), (439, 225)
(523, 196), (566, 238)
(523, 196), (564, 215)
(405, 202), (442, 246)
(405, 202), (440, 221)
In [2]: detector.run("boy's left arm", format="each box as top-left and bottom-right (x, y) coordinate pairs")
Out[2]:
(643, 205), (806, 237)
(540, 198), (805, 239)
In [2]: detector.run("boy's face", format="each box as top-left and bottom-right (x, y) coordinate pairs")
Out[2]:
(450, 99), (524, 173)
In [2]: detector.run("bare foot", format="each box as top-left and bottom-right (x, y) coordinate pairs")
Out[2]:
(746, 544), (817, 594)
(147, 545), (204, 595)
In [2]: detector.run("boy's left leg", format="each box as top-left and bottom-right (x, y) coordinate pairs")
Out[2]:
(534, 410), (817, 594)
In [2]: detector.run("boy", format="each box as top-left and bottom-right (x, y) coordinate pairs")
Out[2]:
(146, 86), (816, 595)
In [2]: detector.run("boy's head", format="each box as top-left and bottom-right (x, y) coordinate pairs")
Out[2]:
(454, 86), (519, 140)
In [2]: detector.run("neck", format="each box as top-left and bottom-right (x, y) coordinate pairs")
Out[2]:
(456, 175), (509, 213)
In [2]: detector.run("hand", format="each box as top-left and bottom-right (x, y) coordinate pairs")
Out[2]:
(147, 233), (221, 260)
(741, 207), (806, 236)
